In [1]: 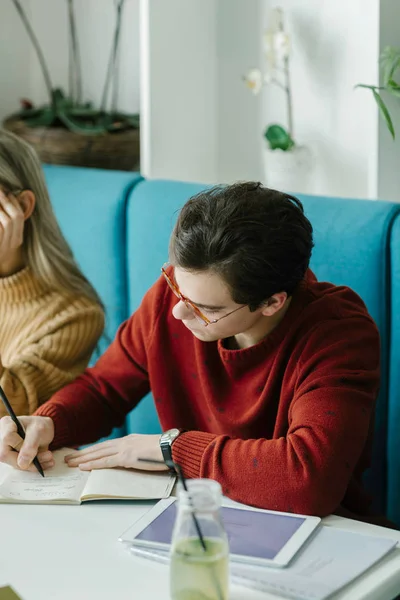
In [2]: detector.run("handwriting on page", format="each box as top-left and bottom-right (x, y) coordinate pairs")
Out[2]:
(0, 465), (89, 502)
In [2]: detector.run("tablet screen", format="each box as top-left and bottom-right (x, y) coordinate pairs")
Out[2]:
(135, 502), (306, 561)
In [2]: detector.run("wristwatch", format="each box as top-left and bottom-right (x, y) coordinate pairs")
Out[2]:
(159, 428), (181, 470)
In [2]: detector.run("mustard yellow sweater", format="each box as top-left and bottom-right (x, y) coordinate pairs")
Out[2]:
(0, 267), (104, 416)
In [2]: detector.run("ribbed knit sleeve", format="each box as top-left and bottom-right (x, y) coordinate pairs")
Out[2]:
(35, 277), (166, 448)
(0, 268), (104, 416)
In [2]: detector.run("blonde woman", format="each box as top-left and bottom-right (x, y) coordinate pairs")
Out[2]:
(0, 129), (104, 416)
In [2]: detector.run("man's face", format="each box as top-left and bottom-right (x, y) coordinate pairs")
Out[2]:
(171, 267), (264, 342)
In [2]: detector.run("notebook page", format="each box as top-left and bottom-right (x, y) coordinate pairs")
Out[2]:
(81, 467), (175, 501)
(0, 449), (89, 503)
(231, 526), (398, 600)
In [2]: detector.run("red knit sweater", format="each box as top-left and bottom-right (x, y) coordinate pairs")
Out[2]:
(36, 270), (380, 518)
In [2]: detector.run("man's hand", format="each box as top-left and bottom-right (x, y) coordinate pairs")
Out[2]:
(0, 191), (25, 262)
(0, 415), (55, 471)
(64, 434), (167, 471)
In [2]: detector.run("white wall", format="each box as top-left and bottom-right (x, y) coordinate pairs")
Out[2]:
(0, 1), (33, 123)
(216, 0), (263, 183)
(142, 0), (392, 199)
(3, 0), (399, 200)
(0, 0), (140, 123)
(141, 0), (263, 184)
(377, 0), (400, 201)
(140, 0), (218, 183)
(260, 0), (381, 199)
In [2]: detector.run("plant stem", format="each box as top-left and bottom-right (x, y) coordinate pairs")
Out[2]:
(12, 0), (53, 103)
(111, 0), (125, 113)
(67, 0), (82, 103)
(68, 31), (74, 101)
(67, 1), (75, 101)
(101, 0), (126, 114)
(284, 55), (294, 139)
(271, 77), (286, 91)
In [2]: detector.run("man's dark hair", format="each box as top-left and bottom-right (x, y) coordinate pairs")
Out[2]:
(169, 181), (314, 311)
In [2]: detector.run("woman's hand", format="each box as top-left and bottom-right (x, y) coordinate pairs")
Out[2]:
(0, 191), (25, 262)
(0, 415), (55, 471)
(64, 434), (168, 471)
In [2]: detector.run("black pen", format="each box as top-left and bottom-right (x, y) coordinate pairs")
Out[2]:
(0, 385), (44, 477)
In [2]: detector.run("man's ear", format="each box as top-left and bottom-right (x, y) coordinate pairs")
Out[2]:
(260, 292), (288, 316)
(17, 190), (36, 220)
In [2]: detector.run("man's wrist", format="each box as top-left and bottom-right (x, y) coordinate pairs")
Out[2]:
(159, 428), (181, 470)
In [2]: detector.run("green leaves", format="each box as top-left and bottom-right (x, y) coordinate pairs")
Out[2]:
(372, 88), (395, 139)
(387, 78), (400, 98)
(380, 46), (400, 87)
(24, 107), (56, 128)
(13, 87), (139, 135)
(356, 46), (400, 140)
(355, 84), (395, 139)
(264, 124), (295, 151)
(9, 2), (137, 136)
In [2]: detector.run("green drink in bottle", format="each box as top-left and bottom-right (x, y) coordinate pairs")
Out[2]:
(170, 479), (229, 600)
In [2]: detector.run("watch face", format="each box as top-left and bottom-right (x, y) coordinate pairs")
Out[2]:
(160, 429), (180, 470)
(165, 428), (180, 443)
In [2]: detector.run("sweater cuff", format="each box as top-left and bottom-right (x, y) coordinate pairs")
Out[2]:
(34, 403), (72, 450)
(172, 430), (217, 478)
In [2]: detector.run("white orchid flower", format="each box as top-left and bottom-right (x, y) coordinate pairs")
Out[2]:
(263, 7), (290, 66)
(242, 7), (294, 141)
(274, 32), (290, 62)
(244, 68), (263, 95)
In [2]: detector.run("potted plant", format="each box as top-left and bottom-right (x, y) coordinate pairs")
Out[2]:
(3, 0), (140, 171)
(356, 46), (400, 139)
(243, 7), (312, 193)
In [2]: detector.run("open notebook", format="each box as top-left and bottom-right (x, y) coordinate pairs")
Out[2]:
(0, 448), (175, 505)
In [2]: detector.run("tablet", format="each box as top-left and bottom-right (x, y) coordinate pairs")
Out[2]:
(119, 498), (321, 568)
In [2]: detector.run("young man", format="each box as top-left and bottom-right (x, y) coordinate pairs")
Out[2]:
(0, 182), (380, 520)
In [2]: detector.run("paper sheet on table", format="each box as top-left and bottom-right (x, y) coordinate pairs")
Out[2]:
(231, 525), (397, 600)
(127, 525), (397, 600)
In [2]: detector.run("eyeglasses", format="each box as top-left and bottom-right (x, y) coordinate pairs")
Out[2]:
(161, 264), (247, 327)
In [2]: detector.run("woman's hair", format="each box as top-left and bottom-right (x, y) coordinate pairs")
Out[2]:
(170, 181), (314, 311)
(0, 129), (103, 308)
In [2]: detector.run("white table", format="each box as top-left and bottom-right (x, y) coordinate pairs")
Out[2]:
(0, 501), (399, 600)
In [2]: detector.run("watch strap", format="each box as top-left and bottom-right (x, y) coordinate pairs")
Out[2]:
(159, 428), (181, 470)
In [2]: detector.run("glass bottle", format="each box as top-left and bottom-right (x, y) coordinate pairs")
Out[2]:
(170, 479), (229, 600)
